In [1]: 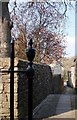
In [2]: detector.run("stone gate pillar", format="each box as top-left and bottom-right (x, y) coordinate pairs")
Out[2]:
(1, 1), (11, 57)
(0, 1), (18, 119)
(0, 1), (10, 119)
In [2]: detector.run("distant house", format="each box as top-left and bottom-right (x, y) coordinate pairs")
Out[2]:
(67, 64), (75, 88)
(70, 65), (75, 88)
(49, 60), (64, 78)
(73, 58), (77, 90)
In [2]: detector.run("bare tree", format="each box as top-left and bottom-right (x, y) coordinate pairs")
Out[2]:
(9, 1), (67, 63)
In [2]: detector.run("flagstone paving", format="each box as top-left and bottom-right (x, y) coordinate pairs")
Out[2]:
(33, 86), (77, 120)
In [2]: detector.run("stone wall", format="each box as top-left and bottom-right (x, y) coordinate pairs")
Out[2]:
(17, 59), (52, 119)
(0, 58), (63, 119)
(0, 58), (52, 119)
(51, 74), (64, 94)
(0, 58), (10, 119)
(0, 58), (18, 119)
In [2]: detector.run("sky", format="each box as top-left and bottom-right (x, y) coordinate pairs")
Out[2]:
(9, 0), (75, 57)
(64, 1), (75, 57)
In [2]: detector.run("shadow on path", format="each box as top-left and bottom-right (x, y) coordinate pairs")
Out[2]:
(33, 86), (77, 120)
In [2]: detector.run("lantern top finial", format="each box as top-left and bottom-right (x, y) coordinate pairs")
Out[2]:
(29, 39), (33, 47)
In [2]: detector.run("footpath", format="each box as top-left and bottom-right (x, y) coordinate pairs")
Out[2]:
(33, 86), (77, 120)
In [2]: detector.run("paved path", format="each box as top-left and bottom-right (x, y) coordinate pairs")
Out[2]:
(33, 94), (60, 119)
(33, 86), (77, 120)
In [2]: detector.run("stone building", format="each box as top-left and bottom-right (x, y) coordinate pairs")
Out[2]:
(49, 60), (64, 78)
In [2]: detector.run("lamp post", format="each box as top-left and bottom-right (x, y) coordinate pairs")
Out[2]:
(10, 38), (14, 120)
(26, 39), (35, 120)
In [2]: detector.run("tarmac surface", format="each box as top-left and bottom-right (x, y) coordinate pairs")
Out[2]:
(33, 86), (77, 120)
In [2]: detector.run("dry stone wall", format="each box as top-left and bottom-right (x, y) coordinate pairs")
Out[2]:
(51, 74), (64, 94)
(0, 58), (53, 119)
(17, 59), (52, 119)
(0, 58), (63, 119)
(0, 58), (18, 119)
(0, 58), (10, 119)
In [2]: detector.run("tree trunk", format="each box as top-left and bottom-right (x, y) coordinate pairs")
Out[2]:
(0, 2), (11, 57)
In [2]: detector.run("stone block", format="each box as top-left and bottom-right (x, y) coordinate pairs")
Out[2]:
(2, 93), (9, 102)
(14, 108), (18, 117)
(1, 113), (10, 118)
(2, 75), (10, 83)
(14, 101), (18, 109)
(0, 103), (2, 108)
(14, 94), (18, 102)
(0, 58), (10, 68)
(2, 108), (10, 114)
(2, 102), (10, 108)
(0, 83), (3, 93)
(14, 83), (18, 93)
(3, 83), (10, 93)
(0, 108), (2, 114)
